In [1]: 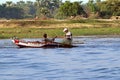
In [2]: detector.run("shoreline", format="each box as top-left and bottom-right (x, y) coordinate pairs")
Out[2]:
(74, 35), (120, 38)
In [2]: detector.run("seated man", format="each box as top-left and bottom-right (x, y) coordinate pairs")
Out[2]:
(42, 33), (55, 43)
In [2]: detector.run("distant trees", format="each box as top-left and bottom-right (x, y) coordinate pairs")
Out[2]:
(0, 5), (5, 18)
(85, 0), (120, 18)
(35, 0), (62, 18)
(0, 0), (120, 19)
(5, 7), (24, 19)
(55, 1), (86, 19)
(6, 1), (13, 7)
(0, 4), (24, 19)
(16, 1), (36, 18)
(99, 0), (120, 18)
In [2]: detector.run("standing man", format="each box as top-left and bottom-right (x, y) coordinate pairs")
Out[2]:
(62, 28), (72, 45)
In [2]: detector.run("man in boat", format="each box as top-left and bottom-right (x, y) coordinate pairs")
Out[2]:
(42, 33), (55, 43)
(62, 28), (72, 45)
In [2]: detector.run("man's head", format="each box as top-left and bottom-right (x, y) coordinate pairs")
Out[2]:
(43, 33), (47, 38)
(63, 28), (68, 32)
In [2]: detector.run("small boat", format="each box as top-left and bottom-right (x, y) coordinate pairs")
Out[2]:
(12, 39), (77, 48)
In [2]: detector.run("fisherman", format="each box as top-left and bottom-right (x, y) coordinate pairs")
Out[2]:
(42, 33), (55, 43)
(62, 28), (72, 45)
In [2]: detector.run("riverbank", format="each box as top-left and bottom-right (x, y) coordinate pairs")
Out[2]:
(0, 19), (119, 28)
(0, 19), (120, 39)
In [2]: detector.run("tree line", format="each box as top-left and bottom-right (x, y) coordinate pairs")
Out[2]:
(0, 0), (119, 19)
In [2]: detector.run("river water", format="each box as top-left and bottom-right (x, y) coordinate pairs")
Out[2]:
(0, 36), (120, 80)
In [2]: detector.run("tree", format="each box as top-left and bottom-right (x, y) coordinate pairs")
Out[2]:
(56, 1), (85, 19)
(16, 1), (36, 18)
(26, 1), (36, 16)
(36, 0), (41, 7)
(5, 7), (24, 19)
(34, 0), (62, 18)
(95, 0), (101, 11)
(96, 0), (101, 3)
(0, 5), (6, 18)
(99, 0), (120, 18)
(6, 1), (13, 7)
(72, 2), (84, 16)
(87, 0), (96, 13)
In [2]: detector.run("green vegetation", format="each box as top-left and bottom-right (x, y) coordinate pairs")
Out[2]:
(0, 27), (120, 39)
(0, 19), (120, 39)
(0, 0), (120, 19)
(56, 1), (86, 19)
(72, 27), (120, 36)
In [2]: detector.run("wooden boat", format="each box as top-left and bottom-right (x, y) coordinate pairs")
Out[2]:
(12, 39), (77, 48)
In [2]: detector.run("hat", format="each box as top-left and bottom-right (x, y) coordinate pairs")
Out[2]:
(63, 28), (68, 32)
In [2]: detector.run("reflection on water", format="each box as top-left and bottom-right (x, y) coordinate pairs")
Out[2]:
(0, 36), (120, 80)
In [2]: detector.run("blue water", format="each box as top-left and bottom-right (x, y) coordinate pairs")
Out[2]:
(0, 36), (120, 80)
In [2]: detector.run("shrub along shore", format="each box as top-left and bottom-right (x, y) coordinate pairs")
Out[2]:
(0, 19), (120, 39)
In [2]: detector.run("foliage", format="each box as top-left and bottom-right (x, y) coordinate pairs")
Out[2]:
(1, 27), (120, 39)
(56, 1), (85, 19)
(0, 0), (62, 19)
(0, 0), (120, 19)
(85, 0), (120, 19)
(35, 0), (62, 18)
(0, 5), (24, 19)
(16, 1), (36, 18)
(87, 0), (96, 12)
(98, 0), (120, 18)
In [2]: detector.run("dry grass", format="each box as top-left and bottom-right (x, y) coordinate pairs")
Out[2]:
(0, 19), (119, 28)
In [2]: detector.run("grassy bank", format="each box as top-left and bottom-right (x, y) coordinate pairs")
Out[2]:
(0, 27), (120, 39)
(0, 19), (120, 39)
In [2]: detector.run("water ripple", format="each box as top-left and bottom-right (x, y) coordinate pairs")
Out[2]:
(0, 37), (120, 80)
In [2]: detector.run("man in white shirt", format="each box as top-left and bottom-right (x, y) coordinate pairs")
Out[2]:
(62, 28), (72, 45)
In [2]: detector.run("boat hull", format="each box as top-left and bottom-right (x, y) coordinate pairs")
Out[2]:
(12, 39), (76, 48)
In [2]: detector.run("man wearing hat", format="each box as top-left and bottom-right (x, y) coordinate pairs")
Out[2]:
(62, 28), (72, 45)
